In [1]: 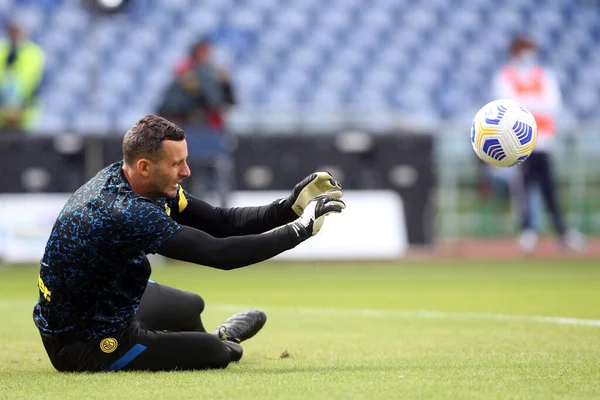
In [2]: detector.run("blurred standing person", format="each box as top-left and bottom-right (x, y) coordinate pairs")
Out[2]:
(158, 38), (236, 204)
(161, 38), (235, 130)
(492, 35), (583, 253)
(0, 21), (45, 131)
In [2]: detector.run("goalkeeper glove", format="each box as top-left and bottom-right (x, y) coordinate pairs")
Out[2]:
(285, 172), (343, 216)
(289, 193), (346, 238)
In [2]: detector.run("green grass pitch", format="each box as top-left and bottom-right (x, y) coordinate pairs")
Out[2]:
(1, 259), (600, 399)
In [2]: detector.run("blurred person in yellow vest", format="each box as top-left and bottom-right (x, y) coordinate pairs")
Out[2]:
(492, 35), (584, 253)
(0, 21), (45, 131)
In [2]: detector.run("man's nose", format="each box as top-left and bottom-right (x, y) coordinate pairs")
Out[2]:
(180, 161), (191, 178)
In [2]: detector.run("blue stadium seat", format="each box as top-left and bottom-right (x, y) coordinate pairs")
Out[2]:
(299, 109), (346, 133)
(255, 108), (302, 133)
(7, 0), (596, 132)
(0, 0), (12, 13)
(225, 108), (257, 135)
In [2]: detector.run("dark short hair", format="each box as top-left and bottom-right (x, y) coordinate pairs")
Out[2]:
(510, 35), (535, 56)
(122, 115), (186, 165)
(190, 38), (212, 56)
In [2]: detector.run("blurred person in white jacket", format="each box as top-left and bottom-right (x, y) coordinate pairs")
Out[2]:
(492, 35), (584, 253)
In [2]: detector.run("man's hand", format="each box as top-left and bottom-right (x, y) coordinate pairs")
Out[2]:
(288, 194), (346, 238)
(285, 172), (343, 216)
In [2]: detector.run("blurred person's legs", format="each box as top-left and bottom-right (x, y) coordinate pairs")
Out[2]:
(529, 184), (544, 231)
(519, 152), (584, 252)
(518, 184), (544, 253)
(186, 127), (233, 207)
(189, 160), (215, 199)
(522, 183), (543, 231)
(211, 151), (234, 208)
(535, 152), (566, 235)
(518, 153), (542, 253)
(535, 152), (585, 251)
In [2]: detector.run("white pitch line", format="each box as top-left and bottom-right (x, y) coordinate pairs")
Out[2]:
(210, 304), (600, 328)
(4, 301), (600, 328)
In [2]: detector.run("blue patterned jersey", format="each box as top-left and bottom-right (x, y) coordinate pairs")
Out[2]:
(33, 161), (184, 341)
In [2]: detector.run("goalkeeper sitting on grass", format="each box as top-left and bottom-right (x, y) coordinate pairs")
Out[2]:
(33, 114), (344, 372)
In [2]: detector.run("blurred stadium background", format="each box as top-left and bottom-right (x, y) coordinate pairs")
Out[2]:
(1, 0), (599, 259)
(1, 1), (600, 398)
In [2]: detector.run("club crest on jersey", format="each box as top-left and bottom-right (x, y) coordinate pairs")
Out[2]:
(100, 338), (118, 353)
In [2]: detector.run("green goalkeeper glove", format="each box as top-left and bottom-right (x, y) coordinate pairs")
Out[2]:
(289, 194), (346, 237)
(285, 172), (343, 216)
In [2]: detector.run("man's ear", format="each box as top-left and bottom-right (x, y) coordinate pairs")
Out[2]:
(137, 158), (153, 178)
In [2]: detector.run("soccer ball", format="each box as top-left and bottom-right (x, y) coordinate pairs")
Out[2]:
(470, 99), (537, 168)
